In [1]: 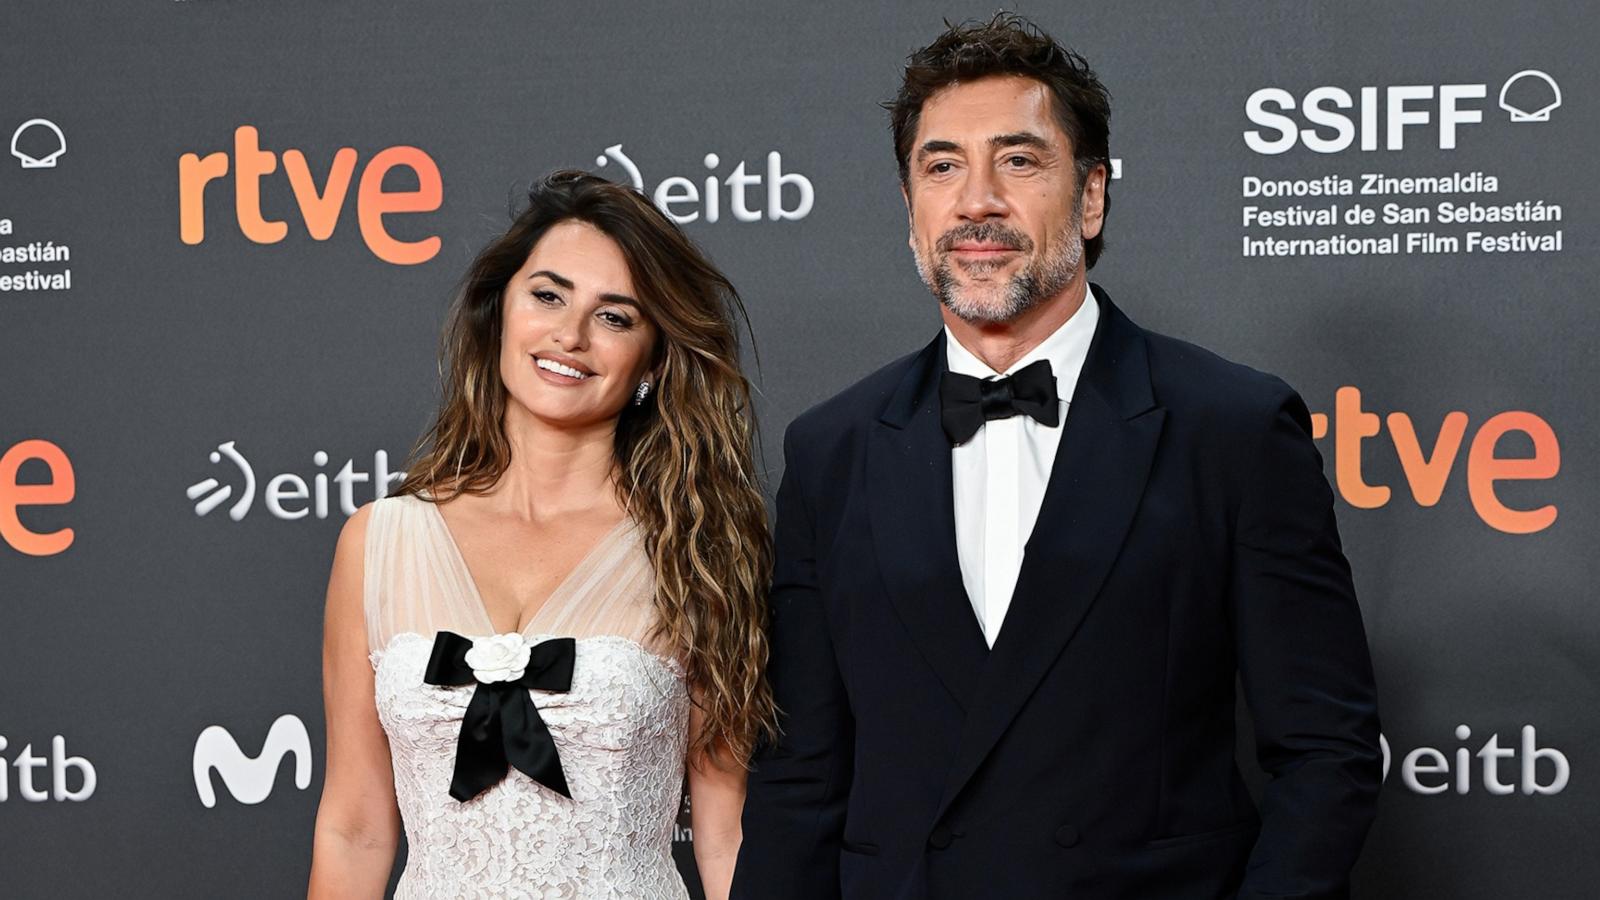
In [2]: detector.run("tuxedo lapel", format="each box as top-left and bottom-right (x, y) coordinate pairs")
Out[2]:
(934, 288), (1167, 822)
(866, 334), (989, 710)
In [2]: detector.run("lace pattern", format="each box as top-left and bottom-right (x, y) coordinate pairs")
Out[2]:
(364, 494), (691, 899)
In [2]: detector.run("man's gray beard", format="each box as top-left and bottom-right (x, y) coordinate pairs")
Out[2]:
(915, 211), (1084, 325)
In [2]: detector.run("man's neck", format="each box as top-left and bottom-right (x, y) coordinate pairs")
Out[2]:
(942, 274), (1089, 374)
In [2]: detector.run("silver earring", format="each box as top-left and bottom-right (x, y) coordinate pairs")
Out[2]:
(633, 381), (652, 406)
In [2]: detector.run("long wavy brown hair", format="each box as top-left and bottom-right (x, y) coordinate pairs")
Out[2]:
(394, 170), (775, 764)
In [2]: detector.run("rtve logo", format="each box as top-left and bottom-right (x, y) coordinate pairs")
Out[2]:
(0, 438), (74, 556)
(1311, 387), (1560, 534)
(193, 714), (313, 808)
(594, 144), (814, 225)
(179, 126), (443, 265)
(1244, 70), (1560, 155)
(187, 440), (405, 522)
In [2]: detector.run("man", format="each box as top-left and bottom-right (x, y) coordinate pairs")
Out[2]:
(731, 14), (1382, 900)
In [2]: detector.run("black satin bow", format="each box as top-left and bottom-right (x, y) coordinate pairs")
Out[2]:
(423, 631), (576, 801)
(940, 358), (1060, 444)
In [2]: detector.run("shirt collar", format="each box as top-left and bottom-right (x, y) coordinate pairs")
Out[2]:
(944, 280), (1099, 407)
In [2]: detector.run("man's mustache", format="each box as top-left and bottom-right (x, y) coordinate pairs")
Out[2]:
(935, 223), (1034, 254)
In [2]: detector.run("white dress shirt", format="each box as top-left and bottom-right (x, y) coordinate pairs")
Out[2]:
(945, 283), (1099, 647)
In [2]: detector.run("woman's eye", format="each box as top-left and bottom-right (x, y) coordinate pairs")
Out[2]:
(533, 290), (562, 305)
(599, 311), (634, 329)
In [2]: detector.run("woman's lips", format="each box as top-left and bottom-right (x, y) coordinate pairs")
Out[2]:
(533, 354), (593, 385)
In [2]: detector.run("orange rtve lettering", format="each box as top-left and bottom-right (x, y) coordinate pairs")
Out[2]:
(178, 147), (229, 245)
(0, 439), (76, 556)
(233, 125), (288, 243)
(1387, 410), (1469, 506)
(178, 126), (442, 265)
(1333, 386), (1389, 509)
(1468, 411), (1560, 534)
(285, 147), (359, 240)
(1310, 388), (1560, 534)
(357, 146), (443, 266)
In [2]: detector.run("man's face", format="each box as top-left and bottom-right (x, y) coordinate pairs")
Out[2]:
(904, 75), (1105, 324)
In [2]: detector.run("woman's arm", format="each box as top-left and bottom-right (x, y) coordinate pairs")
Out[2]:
(307, 505), (402, 900)
(687, 701), (748, 900)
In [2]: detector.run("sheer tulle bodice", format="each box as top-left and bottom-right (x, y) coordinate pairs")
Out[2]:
(365, 494), (690, 899)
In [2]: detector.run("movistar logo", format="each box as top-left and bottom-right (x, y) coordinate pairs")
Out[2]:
(192, 714), (312, 808)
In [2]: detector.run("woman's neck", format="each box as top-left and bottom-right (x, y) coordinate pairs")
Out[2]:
(488, 406), (621, 522)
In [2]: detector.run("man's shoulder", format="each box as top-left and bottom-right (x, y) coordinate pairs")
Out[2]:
(1093, 285), (1299, 423)
(783, 340), (933, 458)
(1138, 323), (1298, 420)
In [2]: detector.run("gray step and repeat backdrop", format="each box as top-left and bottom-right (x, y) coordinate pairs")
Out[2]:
(2, 1), (1595, 897)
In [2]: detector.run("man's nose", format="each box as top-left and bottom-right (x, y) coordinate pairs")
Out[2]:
(957, 165), (1009, 221)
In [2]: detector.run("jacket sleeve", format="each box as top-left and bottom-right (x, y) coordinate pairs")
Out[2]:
(1232, 382), (1383, 900)
(730, 423), (854, 900)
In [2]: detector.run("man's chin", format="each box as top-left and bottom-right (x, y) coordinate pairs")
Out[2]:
(939, 290), (1028, 325)
(951, 257), (1018, 278)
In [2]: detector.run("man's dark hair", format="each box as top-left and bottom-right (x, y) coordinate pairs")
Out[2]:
(887, 13), (1112, 268)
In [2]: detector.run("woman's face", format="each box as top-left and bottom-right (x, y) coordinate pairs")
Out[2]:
(498, 220), (658, 432)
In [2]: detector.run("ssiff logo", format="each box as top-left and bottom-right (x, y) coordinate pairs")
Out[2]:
(10, 118), (67, 169)
(1499, 71), (1561, 121)
(1244, 70), (1561, 154)
(187, 440), (405, 521)
(193, 714), (312, 808)
(594, 144), (814, 224)
(179, 125), (443, 264)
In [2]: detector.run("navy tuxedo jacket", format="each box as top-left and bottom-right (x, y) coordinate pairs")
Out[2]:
(731, 287), (1381, 900)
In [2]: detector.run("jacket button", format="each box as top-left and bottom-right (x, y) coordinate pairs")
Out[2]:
(928, 826), (954, 850)
(1054, 825), (1081, 848)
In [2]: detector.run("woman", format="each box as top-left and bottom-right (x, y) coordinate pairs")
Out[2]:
(308, 171), (774, 899)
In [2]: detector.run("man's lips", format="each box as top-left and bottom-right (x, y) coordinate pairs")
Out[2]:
(948, 244), (1020, 254)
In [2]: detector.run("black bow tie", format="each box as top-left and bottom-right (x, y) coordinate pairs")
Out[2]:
(940, 358), (1060, 444)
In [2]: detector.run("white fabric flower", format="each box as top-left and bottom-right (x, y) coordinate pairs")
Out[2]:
(464, 633), (532, 684)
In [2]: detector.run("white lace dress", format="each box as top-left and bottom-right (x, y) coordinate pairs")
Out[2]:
(364, 493), (691, 899)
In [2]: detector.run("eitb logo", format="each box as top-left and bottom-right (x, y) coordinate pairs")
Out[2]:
(592, 143), (814, 224)
(186, 440), (405, 522)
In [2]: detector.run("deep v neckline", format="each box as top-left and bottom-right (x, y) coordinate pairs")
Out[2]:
(424, 498), (631, 638)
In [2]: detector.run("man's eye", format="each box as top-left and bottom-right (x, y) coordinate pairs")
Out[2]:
(1006, 155), (1033, 168)
(929, 161), (955, 174)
